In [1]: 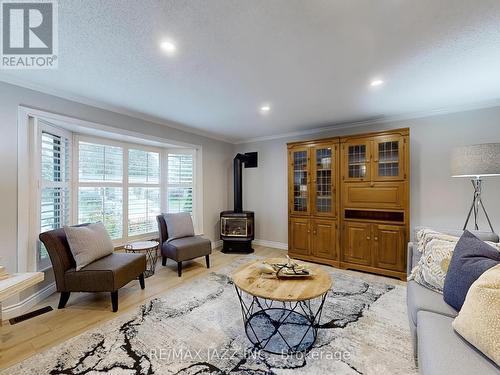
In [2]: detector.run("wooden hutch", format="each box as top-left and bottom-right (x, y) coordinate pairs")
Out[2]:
(287, 128), (409, 280)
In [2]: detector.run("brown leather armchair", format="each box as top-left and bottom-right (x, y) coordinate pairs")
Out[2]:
(39, 224), (146, 312)
(156, 215), (211, 277)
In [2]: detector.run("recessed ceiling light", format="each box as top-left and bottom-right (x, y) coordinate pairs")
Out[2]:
(160, 40), (177, 55)
(370, 79), (384, 87)
(260, 104), (271, 113)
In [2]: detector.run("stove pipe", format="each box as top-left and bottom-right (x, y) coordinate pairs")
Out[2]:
(233, 153), (247, 213)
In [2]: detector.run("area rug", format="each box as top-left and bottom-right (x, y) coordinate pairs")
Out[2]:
(3, 257), (417, 374)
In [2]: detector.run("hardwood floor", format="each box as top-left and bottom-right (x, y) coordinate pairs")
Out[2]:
(0, 246), (285, 370)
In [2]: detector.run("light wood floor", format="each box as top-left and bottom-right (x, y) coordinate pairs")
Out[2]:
(0, 246), (285, 370)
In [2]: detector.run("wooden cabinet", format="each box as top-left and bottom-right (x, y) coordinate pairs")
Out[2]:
(342, 222), (406, 274)
(373, 224), (406, 271)
(311, 219), (337, 260)
(311, 143), (337, 217)
(342, 138), (372, 182)
(289, 217), (310, 256)
(288, 147), (310, 216)
(372, 135), (406, 181)
(343, 221), (371, 266)
(288, 128), (409, 280)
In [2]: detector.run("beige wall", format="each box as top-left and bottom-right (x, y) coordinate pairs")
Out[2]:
(235, 106), (500, 244)
(0, 82), (233, 289)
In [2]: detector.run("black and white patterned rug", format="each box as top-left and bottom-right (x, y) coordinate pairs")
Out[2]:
(3, 258), (417, 374)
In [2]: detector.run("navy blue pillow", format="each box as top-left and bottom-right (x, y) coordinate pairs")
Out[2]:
(443, 230), (500, 311)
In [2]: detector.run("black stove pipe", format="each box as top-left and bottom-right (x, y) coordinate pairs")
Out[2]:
(233, 153), (248, 213)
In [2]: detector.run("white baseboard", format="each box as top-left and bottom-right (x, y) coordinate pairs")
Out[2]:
(2, 282), (56, 320)
(253, 239), (288, 250)
(211, 240), (223, 249)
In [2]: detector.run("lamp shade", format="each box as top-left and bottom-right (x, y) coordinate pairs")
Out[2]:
(451, 143), (500, 177)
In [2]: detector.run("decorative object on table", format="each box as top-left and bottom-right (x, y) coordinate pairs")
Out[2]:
(124, 241), (159, 278)
(443, 230), (500, 311)
(232, 258), (331, 354)
(39, 224), (146, 312)
(258, 256), (313, 279)
(157, 213), (211, 277)
(452, 264), (500, 366)
(451, 143), (500, 232)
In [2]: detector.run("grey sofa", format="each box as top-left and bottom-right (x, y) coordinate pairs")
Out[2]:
(407, 227), (500, 374)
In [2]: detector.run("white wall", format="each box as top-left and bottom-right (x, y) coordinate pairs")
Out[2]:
(235, 106), (500, 245)
(0, 82), (234, 312)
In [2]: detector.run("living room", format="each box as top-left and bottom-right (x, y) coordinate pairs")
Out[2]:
(0, 1), (499, 374)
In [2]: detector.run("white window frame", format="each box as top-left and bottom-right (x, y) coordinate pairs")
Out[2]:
(18, 106), (204, 273)
(164, 148), (200, 232)
(75, 134), (164, 245)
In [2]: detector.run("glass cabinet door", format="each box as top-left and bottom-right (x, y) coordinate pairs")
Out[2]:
(343, 140), (371, 181)
(373, 136), (404, 181)
(312, 145), (335, 216)
(289, 148), (310, 214)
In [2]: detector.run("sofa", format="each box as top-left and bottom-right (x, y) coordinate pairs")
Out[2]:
(407, 227), (500, 374)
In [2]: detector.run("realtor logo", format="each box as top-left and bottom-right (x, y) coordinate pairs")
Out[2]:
(1, 0), (58, 69)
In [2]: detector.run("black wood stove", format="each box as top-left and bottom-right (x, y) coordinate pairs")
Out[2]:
(220, 152), (257, 253)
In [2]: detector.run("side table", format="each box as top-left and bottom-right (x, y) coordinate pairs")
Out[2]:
(124, 241), (159, 278)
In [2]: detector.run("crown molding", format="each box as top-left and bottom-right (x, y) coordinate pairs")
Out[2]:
(3, 75), (500, 146)
(234, 98), (500, 144)
(0, 75), (236, 144)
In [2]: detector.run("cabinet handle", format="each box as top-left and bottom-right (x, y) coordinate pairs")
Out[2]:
(366, 236), (371, 240)
(374, 237), (378, 241)
(313, 230), (317, 235)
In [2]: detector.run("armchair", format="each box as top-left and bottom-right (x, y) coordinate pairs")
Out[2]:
(157, 214), (211, 277)
(39, 224), (146, 312)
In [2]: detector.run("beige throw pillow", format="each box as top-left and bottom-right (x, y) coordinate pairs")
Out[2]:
(452, 264), (500, 366)
(64, 223), (114, 271)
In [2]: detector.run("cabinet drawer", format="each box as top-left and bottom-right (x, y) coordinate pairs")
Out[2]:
(343, 182), (405, 209)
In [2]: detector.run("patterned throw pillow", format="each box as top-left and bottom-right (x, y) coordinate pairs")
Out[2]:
(409, 238), (456, 293)
(410, 228), (500, 293)
(452, 264), (500, 366)
(415, 228), (459, 253)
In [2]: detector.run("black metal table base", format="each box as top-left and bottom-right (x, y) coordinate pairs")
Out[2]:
(235, 286), (327, 354)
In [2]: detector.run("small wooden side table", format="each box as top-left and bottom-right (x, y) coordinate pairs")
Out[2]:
(232, 258), (332, 354)
(124, 241), (159, 278)
(0, 272), (44, 325)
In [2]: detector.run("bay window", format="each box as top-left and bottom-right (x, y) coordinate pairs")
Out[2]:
(23, 110), (201, 272)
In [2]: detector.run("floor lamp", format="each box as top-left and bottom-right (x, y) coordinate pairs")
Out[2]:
(451, 143), (500, 233)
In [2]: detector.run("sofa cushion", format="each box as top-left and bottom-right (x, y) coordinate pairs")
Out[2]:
(65, 252), (146, 292)
(444, 230), (500, 311)
(64, 222), (114, 271)
(417, 311), (499, 375)
(409, 238), (456, 293)
(163, 213), (195, 241)
(162, 235), (211, 262)
(453, 264), (500, 366)
(407, 280), (457, 326)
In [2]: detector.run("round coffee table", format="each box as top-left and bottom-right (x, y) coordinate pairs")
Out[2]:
(124, 241), (159, 278)
(232, 258), (332, 354)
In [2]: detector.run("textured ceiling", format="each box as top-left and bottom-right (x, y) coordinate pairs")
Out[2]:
(2, 0), (500, 143)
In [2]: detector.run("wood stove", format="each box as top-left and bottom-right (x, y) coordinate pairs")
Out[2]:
(220, 152), (257, 253)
